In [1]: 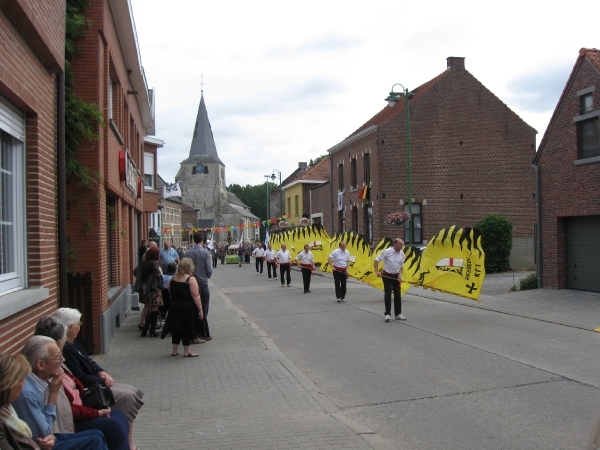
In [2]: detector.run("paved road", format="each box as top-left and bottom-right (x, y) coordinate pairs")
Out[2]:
(215, 265), (600, 449)
(96, 263), (600, 449)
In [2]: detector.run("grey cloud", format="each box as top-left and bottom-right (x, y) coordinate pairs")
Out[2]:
(506, 61), (573, 112)
(265, 34), (362, 58)
(211, 76), (347, 117)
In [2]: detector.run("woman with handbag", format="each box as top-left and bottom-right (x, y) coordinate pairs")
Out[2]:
(160, 258), (203, 357)
(33, 317), (129, 450)
(139, 246), (163, 337)
(52, 309), (144, 450)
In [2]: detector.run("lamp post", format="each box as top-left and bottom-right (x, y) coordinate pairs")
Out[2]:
(263, 175), (271, 221)
(385, 84), (413, 245)
(270, 169), (283, 218)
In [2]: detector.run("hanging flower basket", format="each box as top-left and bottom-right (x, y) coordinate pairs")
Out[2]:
(384, 212), (411, 226)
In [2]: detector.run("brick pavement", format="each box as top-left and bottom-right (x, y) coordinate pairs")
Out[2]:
(96, 268), (599, 449)
(95, 282), (388, 450)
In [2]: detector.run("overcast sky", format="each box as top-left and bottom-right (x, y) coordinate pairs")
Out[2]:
(129, 0), (599, 187)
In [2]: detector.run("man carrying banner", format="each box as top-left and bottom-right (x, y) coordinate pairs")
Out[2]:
(265, 243), (278, 280)
(275, 244), (292, 287)
(374, 238), (406, 322)
(328, 241), (351, 302)
(295, 244), (315, 293)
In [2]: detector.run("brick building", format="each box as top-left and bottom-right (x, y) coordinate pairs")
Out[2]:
(65, 0), (157, 352)
(327, 56), (537, 269)
(533, 48), (600, 292)
(0, 0), (65, 354)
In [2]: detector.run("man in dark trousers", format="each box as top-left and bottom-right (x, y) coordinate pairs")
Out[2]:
(185, 233), (213, 343)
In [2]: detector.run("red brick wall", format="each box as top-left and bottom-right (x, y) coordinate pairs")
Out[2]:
(330, 62), (536, 248)
(0, 1), (65, 354)
(65, 0), (150, 352)
(536, 55), (600, 288)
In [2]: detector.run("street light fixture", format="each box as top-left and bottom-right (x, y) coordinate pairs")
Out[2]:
(270, 169), (283, 218)
(263, 174), (271, 221)
(385, 83), (413, 245)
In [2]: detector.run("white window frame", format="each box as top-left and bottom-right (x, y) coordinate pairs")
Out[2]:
(0, 123), (26, 296)
(144, 152), (155, 189)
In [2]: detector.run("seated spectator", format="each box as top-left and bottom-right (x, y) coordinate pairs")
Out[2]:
(52, 308), (143, 450)
(9, 338), (108, 450)
(34, 317), (129, 450)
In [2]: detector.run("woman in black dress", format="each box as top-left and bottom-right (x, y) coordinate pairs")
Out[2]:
(160, 258), (204, 357)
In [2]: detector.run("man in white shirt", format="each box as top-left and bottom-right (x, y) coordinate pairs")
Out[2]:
(264, 243), (278, 280)
(252, 242), (266, 275)
(328, 241), (351, 302)
(374, 238), (406, 321)
(275, 244), (292, 287)
(295, 244), (315, 293)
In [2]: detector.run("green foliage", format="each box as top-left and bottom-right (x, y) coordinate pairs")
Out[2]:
(519, 273), (538, 290)
(309, 154), (329, 167)
(475, 215), (512, 273)
(227, 182), (277, 220)
(65, 0), (104, 185)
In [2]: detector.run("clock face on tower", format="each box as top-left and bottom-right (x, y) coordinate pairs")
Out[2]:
(192, 163), (208, 174)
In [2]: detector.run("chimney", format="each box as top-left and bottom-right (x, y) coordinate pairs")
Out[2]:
(298, 162), (308, 170)
(447, 56), (465, 71)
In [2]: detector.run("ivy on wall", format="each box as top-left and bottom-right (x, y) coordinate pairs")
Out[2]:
(65, 0), (103, 186)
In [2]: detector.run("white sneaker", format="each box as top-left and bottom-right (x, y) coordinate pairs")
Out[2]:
(261, 273), (264, 276)
(256, 272), (259, 275)
(395, 314), (406, 321)
(384, 314), (391, 322)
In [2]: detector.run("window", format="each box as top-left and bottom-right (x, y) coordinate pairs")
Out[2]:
(144, 152), (155, 188)
(364, 204), (373, 244)
(108, 79), (113, 120)
(287, 197), (291, 217)
(338, 163), (344, 191)
(364, 153), (370, 186)
(581, 93), (593, 114)
(352, 206), (358, 231)
(404, 203), (422, 244)
(294, 195), (299, 216)
(350, 158), (357, 189)
(578, 119), (599, 158)
(338, 209), (345, 233)
(0, 130), (25, 294)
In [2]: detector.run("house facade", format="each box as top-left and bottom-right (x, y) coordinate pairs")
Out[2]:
(282, 158), (330, 227)
(65, 0), (157, 353)
(533, 48), (600, 292)
(0, 0), (65, 354)
(328, 57), (537, 269)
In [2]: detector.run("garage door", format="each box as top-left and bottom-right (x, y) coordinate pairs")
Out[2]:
(565, 216), (600, 292)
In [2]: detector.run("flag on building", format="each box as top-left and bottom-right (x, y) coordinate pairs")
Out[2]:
(358, 185), (370, 200)
(163, 182), (182, 199)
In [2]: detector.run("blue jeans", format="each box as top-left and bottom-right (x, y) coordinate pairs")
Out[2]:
(75, 409), (129, 450)
(54, 429), (108, 450)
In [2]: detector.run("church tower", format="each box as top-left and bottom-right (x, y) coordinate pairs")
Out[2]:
(176, 92), (258, 243)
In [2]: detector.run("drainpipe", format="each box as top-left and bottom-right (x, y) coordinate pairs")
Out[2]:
(57, 72), (68, 306)
(532, 163), (542, 288)
(329, 156), (334, 235)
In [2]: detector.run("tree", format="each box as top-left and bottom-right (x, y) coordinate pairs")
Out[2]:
(309, 154), (329, 167)
(475, 215), (512, 273)
(228, 182), (277, 242)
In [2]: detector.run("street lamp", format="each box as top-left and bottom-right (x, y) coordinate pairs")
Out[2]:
(385, 83), (414, 245)
(270, 169), (283, 218)
(263, 175), (271, 220)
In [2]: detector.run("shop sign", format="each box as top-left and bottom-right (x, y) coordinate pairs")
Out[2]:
(119, 149), (139, 197)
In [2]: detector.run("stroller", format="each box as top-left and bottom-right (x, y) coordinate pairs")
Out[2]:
(158, 263), (176, 329)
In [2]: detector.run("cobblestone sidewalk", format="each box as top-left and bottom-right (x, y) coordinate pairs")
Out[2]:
(95, 284), (387, 450)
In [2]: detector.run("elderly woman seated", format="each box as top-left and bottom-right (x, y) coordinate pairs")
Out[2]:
(34, 316), (129, 450)
(8, 338), (109, 450)
(52, 308), (144, 450)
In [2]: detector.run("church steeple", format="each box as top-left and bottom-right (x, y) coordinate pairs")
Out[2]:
(183, 93), (223, 165)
